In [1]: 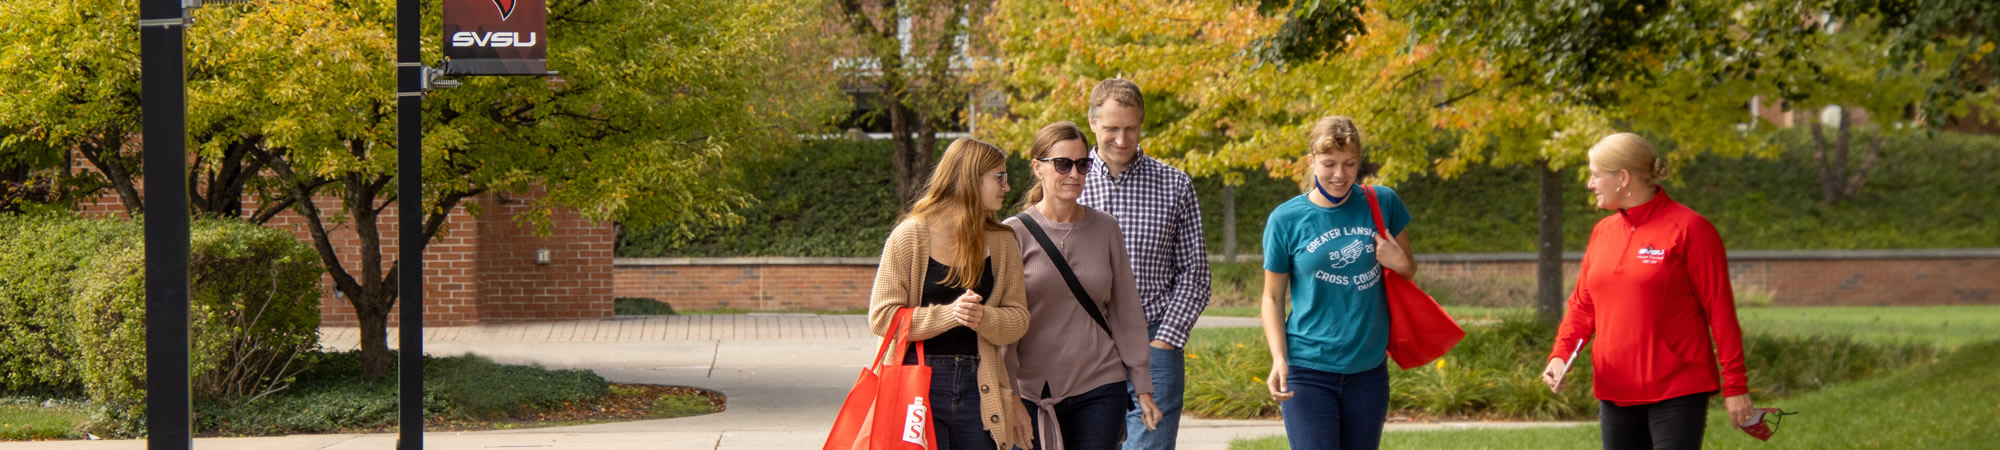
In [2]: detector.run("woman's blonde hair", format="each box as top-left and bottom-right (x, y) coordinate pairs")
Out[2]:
(1587, 132), (1670, 186)
(1017, 121), (1091, 210)
(904, 137), (1012, 289)
(1299, 116), (1365, 191)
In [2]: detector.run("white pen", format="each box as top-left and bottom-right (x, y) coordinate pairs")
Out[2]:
(1556, 338), (1584, 391)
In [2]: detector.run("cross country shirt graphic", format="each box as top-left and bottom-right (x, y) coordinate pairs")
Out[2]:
(1263, 186), (1410, 374)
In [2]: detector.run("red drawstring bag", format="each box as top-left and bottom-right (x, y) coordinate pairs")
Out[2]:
(824, 308), (937, 450)
(1363, 186), (1466, 370)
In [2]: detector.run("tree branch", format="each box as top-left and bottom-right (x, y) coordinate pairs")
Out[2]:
(76, 135), (144, 216)
(1434, 85), (1485, 108)
(254, 146), (362, 298)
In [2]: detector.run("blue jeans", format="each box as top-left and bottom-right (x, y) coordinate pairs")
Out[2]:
(1280, 363), (1390, 450)
(1022, 381), (1130, 450)
(919, 354), (997, 450)
(1123, 322), (1185, 450)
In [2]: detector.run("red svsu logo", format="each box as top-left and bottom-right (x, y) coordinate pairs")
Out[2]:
(490, 0), (516, 20)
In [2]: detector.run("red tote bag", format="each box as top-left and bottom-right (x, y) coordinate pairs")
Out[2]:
(1363, 186), (1466, 370)
(824, 308), (937, 450)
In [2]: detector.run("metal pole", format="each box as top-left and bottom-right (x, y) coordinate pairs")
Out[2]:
(139, 0), (191, 447)
(395, 0), (424, 446)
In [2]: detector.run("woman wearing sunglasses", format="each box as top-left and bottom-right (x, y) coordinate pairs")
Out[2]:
(868, 137), (1035, 450)
(1540, 133), (1754, 450)
(1002, 122), (1162, 450)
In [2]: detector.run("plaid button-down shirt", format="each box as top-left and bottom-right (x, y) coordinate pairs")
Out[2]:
(1079, 149), (1212, 348)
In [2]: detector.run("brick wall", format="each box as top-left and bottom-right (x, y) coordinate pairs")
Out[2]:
(472, 190), (615, 321)
(614, 258), (879, 311)
(613, 250), (2000, 311)
(75, 156), (613, 326)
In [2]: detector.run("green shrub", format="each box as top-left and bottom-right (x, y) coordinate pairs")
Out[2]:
(1184, 328), (1282, 419)
(431, 354), (608, 419)
(1207, 261), (1265, 308)
(193, 351), (611, 435)
(614, 297), (676, 316)
(0, 215), (131, 391)
(0, 214), (322, 437)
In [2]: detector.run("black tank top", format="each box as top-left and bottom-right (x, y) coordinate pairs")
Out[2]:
(910, 257), (993, 356)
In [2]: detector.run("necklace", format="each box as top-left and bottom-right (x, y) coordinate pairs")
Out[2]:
(1039, 203), (1079, 253)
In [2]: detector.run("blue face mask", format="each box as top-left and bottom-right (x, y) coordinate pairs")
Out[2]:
(1314, 176), (1348, 204)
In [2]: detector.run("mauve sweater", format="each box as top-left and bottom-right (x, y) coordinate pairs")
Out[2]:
(1003, 205), (1154, 449)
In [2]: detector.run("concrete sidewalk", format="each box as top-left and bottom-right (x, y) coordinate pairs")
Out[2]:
(2, 315), (1583, 449)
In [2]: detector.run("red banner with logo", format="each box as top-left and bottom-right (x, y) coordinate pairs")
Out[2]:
(443, 0), (547, 75)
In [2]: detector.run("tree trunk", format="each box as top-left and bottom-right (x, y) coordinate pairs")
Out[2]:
(1809, 112), (1841, 205)
(1845, 134), (1883, 199)
(1834, 108), (1852, 197)
(914, 114), (937, 200)
(889, 101), (921, 211)
(1535, 159), (1565, 325)
(1222, 182), (1237, 263)
(355, 304), (392, 377)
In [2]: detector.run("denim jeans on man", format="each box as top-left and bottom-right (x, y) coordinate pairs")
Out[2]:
(1280, 363), (1390, 450)
(1022, 381), (1129, 450)
(1599, 391), (1712, 450)
(1123, 322), (1185, 450)
(914, 354), (997, 450)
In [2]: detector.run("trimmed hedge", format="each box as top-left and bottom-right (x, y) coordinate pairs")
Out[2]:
(621, 129), (2000, 257)
(0, 214), (322, 437)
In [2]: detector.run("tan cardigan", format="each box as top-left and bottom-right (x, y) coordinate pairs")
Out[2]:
(868, 218), (1031, 450)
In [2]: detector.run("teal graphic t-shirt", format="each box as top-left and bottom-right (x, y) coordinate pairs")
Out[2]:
(1261, 185), (1410, 374)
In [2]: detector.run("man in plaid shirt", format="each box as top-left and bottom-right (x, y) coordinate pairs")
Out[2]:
(1080, 78), (1212, 450)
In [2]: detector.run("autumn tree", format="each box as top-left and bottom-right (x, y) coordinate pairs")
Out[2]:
(1394, 0), (1796, 323)
(0, 0), (842, 376)
(830, 0), (990, 210)
(979, 1), (1468, 259)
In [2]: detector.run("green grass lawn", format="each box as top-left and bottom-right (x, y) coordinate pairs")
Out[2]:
(0, 404), (83, 440)
(1736, 305), (2000, 349)
(1186, 305), (1970, 423)
(1231, 340), (2000, 449)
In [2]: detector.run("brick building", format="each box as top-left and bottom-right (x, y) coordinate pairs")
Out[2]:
(76, 160), (613, 327)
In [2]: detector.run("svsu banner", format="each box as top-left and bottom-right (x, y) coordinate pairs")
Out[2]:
(444, 0), (547, 75)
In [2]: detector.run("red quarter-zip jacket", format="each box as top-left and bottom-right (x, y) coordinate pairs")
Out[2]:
(1550, 188), (1749, 406)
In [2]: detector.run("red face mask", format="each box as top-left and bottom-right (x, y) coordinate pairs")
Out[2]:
(1740, 408), (1796, 441)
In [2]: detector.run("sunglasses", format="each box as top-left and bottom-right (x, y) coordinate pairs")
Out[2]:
(1035, 157), (1094, 176)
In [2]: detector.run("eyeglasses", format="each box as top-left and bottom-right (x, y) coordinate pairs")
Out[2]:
(1035, 157), (1094, 175)
(987, 171), (1008, 184)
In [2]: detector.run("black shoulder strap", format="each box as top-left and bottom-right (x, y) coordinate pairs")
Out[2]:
(1015, 212), (1114, 339)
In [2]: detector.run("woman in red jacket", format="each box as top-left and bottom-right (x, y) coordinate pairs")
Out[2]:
(1540, 133), (1755, 450)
